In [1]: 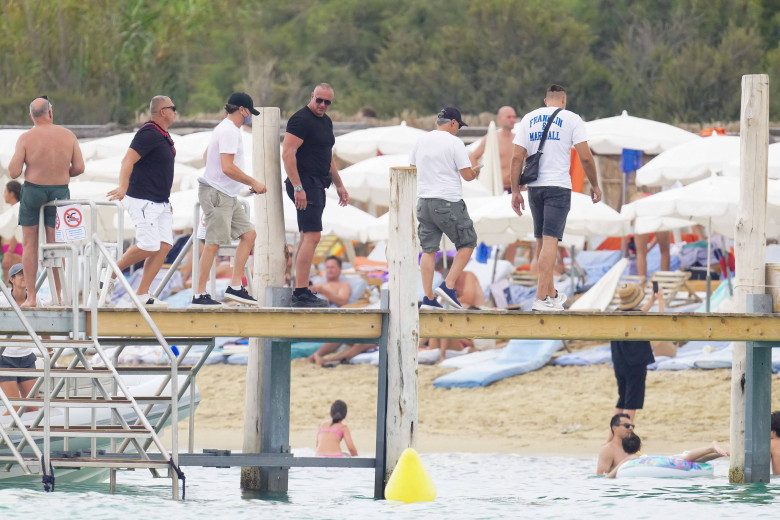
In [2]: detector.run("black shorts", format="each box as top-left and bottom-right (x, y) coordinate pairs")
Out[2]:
(285, 180), (325, 233)
(613, 362), (648, 410)
(0, 353), (37, 383)
(528, 186), (571, 240)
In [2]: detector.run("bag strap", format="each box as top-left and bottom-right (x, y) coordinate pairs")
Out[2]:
(537, 108), (563, 154)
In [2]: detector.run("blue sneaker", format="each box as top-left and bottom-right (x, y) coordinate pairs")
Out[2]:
(435, 282), (463, 309)
(419, 296), (443, 310)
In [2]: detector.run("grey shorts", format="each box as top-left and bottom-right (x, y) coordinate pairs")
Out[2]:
(0, 353), (37, 383)
(528, 186), (571, 240)
(198, 183), (254, 245)
(416, 198), (477, 253)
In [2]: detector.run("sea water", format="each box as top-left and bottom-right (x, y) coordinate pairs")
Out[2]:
(1, 452), (778, 519)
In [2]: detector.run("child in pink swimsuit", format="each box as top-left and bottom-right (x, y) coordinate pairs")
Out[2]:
(316, 400), (358, 457)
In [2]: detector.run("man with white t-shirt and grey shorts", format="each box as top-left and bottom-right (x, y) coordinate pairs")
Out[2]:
(410, 107), (482, 310)
(192, 92), (267, 307)
(510, 84), (602, 311)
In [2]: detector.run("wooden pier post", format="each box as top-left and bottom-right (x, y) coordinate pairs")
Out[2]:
(730, 74), (769, 483)
(242, 107), (286, 490)
(385, 167), (420, 483)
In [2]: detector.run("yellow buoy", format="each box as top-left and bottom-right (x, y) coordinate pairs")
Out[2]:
(384, 448), (436, 503)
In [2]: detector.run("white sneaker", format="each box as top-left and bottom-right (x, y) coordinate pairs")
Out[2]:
(98, 277), (116, 307)
(531, 296), (564, 312)
(552, 290), (568, 308)
(138, 294), (169, 308)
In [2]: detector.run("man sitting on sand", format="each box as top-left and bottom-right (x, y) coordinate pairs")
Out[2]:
(305, 255), (357, 365)
(606, 434), (729, 478)
(309, 256), (351, 307)
(597, 413), (634, 475)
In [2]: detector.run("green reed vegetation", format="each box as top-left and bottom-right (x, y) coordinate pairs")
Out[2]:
(1, 0), (779, 125)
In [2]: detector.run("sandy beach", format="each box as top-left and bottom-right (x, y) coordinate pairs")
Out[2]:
(186, 354), (780, 458)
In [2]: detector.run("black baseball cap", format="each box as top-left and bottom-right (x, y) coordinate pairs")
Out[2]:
(227, 92), (260, 115)
(439, 107), (467, 128)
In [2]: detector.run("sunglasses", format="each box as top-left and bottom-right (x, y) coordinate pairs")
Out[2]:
(161, 105), (177, 112)
(620, 423), (635, 429)
(314, 97), (332, 106)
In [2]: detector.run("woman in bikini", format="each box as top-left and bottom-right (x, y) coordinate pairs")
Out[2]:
(315, 400), (357, 457)
(1, 181), (23, 279)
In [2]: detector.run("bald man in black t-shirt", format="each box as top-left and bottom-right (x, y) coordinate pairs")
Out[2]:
(102, 95), (178, 307)
(282, 83), (349, 308)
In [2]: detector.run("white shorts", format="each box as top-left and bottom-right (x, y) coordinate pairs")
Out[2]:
(124, 196), (174, 251)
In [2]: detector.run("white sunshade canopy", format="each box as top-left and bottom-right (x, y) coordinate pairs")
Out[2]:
(584, 110), (700, 156)
(368, 192), (630, 244)
(169, 188), (377, 242)
(622, 176), (780, 237)
(635, 135), (741, 187)
(338, 154), (491, 206)
(332, 121), (427, 164)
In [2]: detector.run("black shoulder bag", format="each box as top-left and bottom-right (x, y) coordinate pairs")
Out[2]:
(519, 108), (562, 186)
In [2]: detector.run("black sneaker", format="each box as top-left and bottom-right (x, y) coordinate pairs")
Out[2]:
(224, 286), (257, 305)
(291, 289), (329, 308)
(191, 293), (224, 307)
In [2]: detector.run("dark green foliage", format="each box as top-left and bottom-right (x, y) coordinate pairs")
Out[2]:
(0, 0), (777, 124)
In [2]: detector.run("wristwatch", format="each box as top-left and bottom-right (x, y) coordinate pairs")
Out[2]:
(294, 185), (303, 192)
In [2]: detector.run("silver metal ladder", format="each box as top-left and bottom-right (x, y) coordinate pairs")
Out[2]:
(0, 198), (206, 499)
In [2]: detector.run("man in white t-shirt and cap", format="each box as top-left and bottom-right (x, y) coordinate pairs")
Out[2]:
(410, 107), (482, 309)
(192, 92), (267, 306)
(510, 84), (601, 311)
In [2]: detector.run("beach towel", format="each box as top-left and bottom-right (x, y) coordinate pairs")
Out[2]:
(433, 339), (562, 388)
(552, 344), (612, 366)
(650, 341), (730, 371)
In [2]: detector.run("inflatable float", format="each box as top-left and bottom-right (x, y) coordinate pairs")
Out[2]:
(616, 455), (714, 478)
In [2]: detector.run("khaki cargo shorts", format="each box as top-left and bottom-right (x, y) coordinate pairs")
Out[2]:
(198, 183), (254, 245)
(416, 198), (477, 253)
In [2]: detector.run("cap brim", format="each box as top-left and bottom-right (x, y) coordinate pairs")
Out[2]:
(249, 107), (260, 116)
(459, 121), (468, 127)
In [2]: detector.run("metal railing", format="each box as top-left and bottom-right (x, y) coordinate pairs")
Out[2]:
(0, 279), (52, 477)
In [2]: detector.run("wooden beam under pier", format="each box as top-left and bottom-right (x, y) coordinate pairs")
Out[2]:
(50, 308), (780, 342)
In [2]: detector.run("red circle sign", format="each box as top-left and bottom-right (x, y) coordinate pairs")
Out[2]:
(64, 208), (83, 228)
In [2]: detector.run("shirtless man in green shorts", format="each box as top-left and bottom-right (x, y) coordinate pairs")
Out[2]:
(8, 96), (84, 307)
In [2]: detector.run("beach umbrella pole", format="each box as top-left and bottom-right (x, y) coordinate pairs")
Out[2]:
(706, 218), (712, 312)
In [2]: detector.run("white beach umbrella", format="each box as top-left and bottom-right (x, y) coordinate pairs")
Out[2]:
(0, 130), (26, 177)
(170, 188), (376, 242)
(79, 157), (200, 190)
(635, 135), (740, 187)
(367, 192), (629, 244)
(280, 196), (376, 242)
(173, 130), (212, 168)
(722, 142), (780, 179)
(632, 216), (696, 235)
(78, 132), (138, 161)
(584, 110), (700, 155)
(477, 121), (503, 196)
(338, 154), (491, 206)
(332, 121), (427, 164)
(623, 176), (780, 237)
(0, 203), (21, 241)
